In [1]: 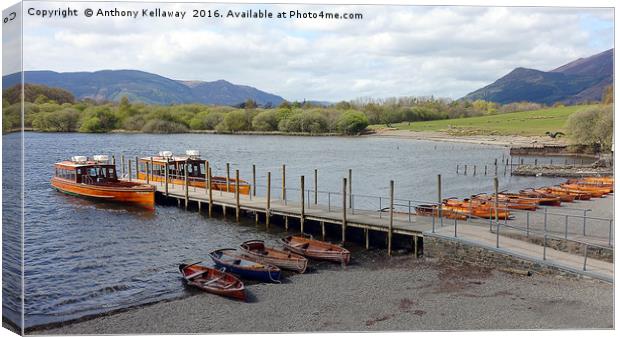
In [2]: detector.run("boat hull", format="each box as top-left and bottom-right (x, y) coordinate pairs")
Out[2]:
(281, 235), (351, 265)
(209, 249), (281, 283)
(138, 173), (251, 195)
(240, 240), (308, 273)
(51, 177), (155, 209)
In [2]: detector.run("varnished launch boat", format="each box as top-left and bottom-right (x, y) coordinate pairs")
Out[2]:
(179, 263), (246, 301)
(281, 234), (351, 265)
(51, 155), (155, 209)
(138, 150), (251, 195)
(240, 240), (308, 273)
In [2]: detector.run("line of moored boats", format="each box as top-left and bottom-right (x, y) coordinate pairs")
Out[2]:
(179, 234), (351, 301)
(416, 176), (614, 220)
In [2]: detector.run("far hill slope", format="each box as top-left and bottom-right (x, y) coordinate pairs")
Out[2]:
(2, 70), (285, 106)
(462, 49), (613, 104)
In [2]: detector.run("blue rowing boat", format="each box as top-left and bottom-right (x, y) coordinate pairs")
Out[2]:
(209, 248), (281, 283)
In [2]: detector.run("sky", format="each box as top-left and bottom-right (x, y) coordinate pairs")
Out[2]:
(9, 1), (616, 101)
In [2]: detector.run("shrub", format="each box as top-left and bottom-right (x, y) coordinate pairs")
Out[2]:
(336, 110), (368, 135)
(32, 108), (80, 132)
(141, 119), (189, 133)
(252, 110), (279, 131)
(218, 110), (250, 132)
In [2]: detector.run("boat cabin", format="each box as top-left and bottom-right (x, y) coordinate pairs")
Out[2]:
(54, 155), (118, 184)
(138, 150), (206, 180)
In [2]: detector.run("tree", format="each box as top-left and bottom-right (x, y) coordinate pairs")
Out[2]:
(218, 110), (250, 132)
(602, 85), (613, 104)
(252, 110), (279, 131)
(336, 110), (368, 135)
(566, 105), (613, 152)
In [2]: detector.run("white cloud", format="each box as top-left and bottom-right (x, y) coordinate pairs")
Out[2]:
(18, 1), (614, 101)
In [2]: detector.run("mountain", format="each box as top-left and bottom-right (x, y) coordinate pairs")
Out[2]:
(461, 49), (613, 104)
(2, 70), (285, 106)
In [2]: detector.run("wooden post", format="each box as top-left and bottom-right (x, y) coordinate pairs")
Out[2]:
(135, 156), (139, 180)
(282, 164), (286, 203)
(205, 161), (209, 195)
(184, 162), (189, 209)
(473, 165), (476, 176)
(348, 169), (352, 209)
(456, 164), (459, 174)
(121, 155), (125, 177)
(285, 216), (289, 231)
(365, 228), (369, 249)
(266, 172), (271, 228)
(164, 159), (169, 196)
(208, 167), (213, 217)
(494, 177), (499, 247)
(494, 158), (498, 175)
(484, 165), (487, 175)
(146, 159), (150, 184)
(300, 176), (305, 233)
(388, 180), (394, 256)
(342, 177), (347, 243)
(128, 160), (132, 182)
(235, 170), (240, 222)
(464, 165), (467, 175)
(437, 174), (442, 228)
(252, 164), (256, 197)
(314, 169), (318, 205)
(150, 157), (154, 182)
(321, 221), (325, 240)
(226, 163), (230, 192)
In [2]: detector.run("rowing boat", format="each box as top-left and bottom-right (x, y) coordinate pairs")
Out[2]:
(179, 263), (246, 301)
(240, 240), (308, 273)
(209, 248), (281, 283)
(281, 234), (351, 265)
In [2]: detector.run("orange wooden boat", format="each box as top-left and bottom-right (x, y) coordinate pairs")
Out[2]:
(281, 234), (350, 265)
(415, 204), (468, 220)
(581, 177), (614, 185)
(560, 183), (610, 197)
(442, 198), (511, 219)
(240, 240), (308, 273)
(567, 178), (613, 192)
(137, 150), (250, 195)
(472, 194), (538, 211)
(531, 188), (576, 202)
(516, 189), (563, 206)
(546, 186), (592, 200)
(51, 156), (155, 209)
(179, 263), (246, 301)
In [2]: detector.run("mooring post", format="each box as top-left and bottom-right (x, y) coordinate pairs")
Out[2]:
(464, 165), (467, 175)
(111, 154), (115, 165)
(473, 165), (476, 176)
(226, 163), (230, 192)
(266, 172), (271, 228)
(437, 174), (443, 227)
(135, 156), (139, 180)
(484, 165), (487, 175)
(184, 162), (189, 210)
(348, 169), (352, 209)
(208, 167), (213, 217)
(456, 164), (459, 174)
(205, 161), (209, 195)
(252, 164), (256, 199)
(321, 221), (325, 240)
(314, 169), (318, 205)
(342, 177), (347, 244)
(150, 157), (154, 182)
(494, 158), (498, 175)
(543, 208), (548, 260)
(282, 164), (286, 205)
(365, 228), (369, 250)
(534, 158), (538, 166)
(121, 155), (125, 177)
(146, 159), (150, 184)
(164, 159), (169, 196)
(494, 177), (500, 248)
(388, 180), (394, 256)
(235, 170), (240, 222)
(128, 160), (132, 182)
(300, 175), (305, 233)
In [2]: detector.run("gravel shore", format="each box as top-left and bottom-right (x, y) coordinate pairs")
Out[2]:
(35, 250), (613, 334)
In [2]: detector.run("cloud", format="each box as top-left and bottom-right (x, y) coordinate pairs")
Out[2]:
(18, 2), (614, 101)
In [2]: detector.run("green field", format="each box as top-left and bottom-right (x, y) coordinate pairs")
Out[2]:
(369, 105), (597, 136)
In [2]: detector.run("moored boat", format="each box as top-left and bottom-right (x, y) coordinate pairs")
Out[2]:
(516, 189), (563, 206)
(414, 204), (468, 220)
(51, 155), (155, 209)
(240, 240), (308, 273)
(560, 183), (610, 197)
(138, 150), (251, 195)
(442, 198), (511, 219)
(531, 188), (576, 202)
(281, 234), (351, 265)
(546, 186), (592, 200)
(472, 194), (539, 211)
(209, 248), (281, 283)
(179, 263), (246, 301)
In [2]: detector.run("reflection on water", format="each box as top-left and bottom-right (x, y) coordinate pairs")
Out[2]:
(15, 132), (585, 328)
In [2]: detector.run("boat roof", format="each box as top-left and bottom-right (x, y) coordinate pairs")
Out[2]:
(140, 155), (202, 163)
(55, 161), (114, 168)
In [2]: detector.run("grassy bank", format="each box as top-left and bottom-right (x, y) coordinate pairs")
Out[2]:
(369, 105), (597, 137)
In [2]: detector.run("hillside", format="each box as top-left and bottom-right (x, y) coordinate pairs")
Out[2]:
(462, 49), (613, 104)
(369, 105), (596, 136)
(2, 70), (285, 106)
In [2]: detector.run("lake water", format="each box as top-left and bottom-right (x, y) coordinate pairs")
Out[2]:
(3, 132), (584, 328)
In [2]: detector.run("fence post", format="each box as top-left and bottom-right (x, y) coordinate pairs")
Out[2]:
(454, 217), (457, 237)
(208, 167), (213, 217)
(543, 208), (548, 260)
(252, 164), (256, 198)
(609, 219), (613, 247)
(583, 244), (588, 271)
(342, 178), (347, 244)
(235, 170), (240, 222)
(300, 175), (305, 233)
(314, 169), (318, 205)
(526, 211), (530, 237)
(494, 177), (500, 247)
(564, 215), (569, 239)
(266, 172), (271, 228)
(388, 180), (394, 256)
(282, 164), (286, 204)
(582, 210), (588, 236)
(437, 174), (443, 227)
(348, 169), (352, 209)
